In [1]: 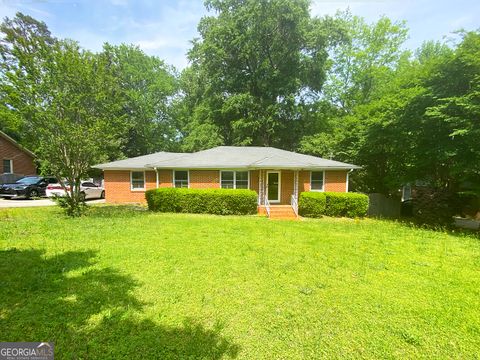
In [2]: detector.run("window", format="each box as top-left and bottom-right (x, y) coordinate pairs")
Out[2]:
(174, 170), (189, 188)
(3, 159), (12, 174)
(221, 171), (234, 189)
(235, 171), (249, 189)
(221, 171), (249, 189)
(310, 171), (324, 191)
(131, 171), (145, 190)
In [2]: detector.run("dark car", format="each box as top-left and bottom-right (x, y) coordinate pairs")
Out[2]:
(0, 176), (57, 199)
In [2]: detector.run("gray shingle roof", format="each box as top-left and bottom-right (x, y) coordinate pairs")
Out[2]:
(94, 146), (359, 170)
(93, 152), (185, 170)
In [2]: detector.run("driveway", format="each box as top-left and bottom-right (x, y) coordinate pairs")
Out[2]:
(0, 198), (105, 208)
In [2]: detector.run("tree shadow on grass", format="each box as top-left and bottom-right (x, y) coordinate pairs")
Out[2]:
(86, 204), (147, 218)
(0, 248), (240, 359)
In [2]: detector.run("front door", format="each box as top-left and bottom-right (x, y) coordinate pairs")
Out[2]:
(267, 171), (281, 203)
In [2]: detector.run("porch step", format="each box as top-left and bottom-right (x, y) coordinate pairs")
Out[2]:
(268, 205), (298, 220)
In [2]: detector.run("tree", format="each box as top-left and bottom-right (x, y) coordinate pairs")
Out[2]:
(101, 44), (179, 157)
(1, 13), (126, 215)
(0, 12), (56, 144)
(413, 32), (480, 190)
(321, 10), (409, 111)
(178, 0), (344, 150)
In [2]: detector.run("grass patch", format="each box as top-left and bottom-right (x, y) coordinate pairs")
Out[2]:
(1, 206), (479, 359)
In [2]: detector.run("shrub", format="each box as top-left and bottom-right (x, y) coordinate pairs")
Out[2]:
(412, 188), (456, 226)
(298, 192), (326, 218)
(324, 192), (369, 218)
(53, 194), (87, 217)
(145, 188), (257, 215)
(298, 191), (369, 218)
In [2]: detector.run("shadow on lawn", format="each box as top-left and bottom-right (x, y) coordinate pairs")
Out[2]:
(0, 248), (239, 359)
(86, 204), (147, 218)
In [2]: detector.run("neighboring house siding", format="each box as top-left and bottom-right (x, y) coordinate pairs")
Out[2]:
(324, 170), (348, 192)
(190, 170), (220, 189)
(104, 170), (156, 203)
(0, 137), (36, 175)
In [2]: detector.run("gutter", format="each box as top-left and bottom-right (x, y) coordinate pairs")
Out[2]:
(346, 169), (354, 192)
(154, 167), (159, 188)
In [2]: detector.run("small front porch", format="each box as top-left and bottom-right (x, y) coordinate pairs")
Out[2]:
(255, 169), (301, 219)
(258, 204), (298, 219)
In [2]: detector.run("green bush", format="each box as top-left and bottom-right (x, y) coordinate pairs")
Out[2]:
(298, 191), (369, 218)
(325, 192), (369, 218)
(298, 192), (326, 218)
(412, 188), (456, 226)
(145, 188), (257, 215)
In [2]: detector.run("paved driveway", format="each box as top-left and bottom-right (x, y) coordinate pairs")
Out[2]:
(0, 198), (105, 208)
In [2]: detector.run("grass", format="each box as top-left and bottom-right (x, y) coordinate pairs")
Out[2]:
(0, 206), (479, 359)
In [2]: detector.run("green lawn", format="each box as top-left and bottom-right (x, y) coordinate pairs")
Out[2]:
(0, 206), (479, 359)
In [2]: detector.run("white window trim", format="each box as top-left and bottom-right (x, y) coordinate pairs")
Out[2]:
(130, 170), (146, 191)
(310, 170), (325, 192)
(219, 170), (250, 189)
(173, 170), (190, 188)
(3, 159), (13, 174)
(266, 170), (281, 203)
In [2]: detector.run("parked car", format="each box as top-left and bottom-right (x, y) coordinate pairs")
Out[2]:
(0, 176), (57, 199)
(46, 181), (105, 200)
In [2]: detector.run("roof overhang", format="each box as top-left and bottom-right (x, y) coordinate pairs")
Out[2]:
(96, 165), (361, 171)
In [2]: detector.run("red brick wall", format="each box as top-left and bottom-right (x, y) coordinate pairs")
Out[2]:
(299, 171), (311, 192)
(158, 170), (173, 188)
(190, 170), (220, 189)
(250, 170), (259, 193)
(103, 168), (349, 204)
(104, 170), (156, 203)
(0, 136), (36, 175)
(324, 170), (348, 192)
(280, 170), (294, 204)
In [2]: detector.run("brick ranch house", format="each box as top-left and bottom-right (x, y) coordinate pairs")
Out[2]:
(95, 146), (359, 216)
(0, 130), (36, 180)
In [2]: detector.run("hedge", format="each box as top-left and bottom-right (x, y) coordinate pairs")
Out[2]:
(145, 188), (257, 215)
(298, 191), (369, 218)
(298, 192), (326, 218)
(324, 192), (369, 218)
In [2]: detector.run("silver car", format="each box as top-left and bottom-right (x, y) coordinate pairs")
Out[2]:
(46, 181), (105, 200)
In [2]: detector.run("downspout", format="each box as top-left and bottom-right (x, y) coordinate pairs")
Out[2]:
(155, 167), (159, 188)
(346, 169), (353, 192)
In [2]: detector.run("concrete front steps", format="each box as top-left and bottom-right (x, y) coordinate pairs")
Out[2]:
(268, 205), (298, 220)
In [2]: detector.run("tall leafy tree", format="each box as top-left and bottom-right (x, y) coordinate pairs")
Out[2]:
(101, 44), (178, 157)
(0, 13), (56, 143)
(321, 10), (409, 111)
(178, 0), (344, 150)
(0, 13), (126, 215)
(299, 10), (409, 166)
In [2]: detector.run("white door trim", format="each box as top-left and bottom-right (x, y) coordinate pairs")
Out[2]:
(266, 171), (281, 203)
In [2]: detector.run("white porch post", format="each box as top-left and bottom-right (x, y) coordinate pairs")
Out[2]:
(258, 169), (263, 205)
(155, 167), (159, 188)
(294, 170), (299, 200)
